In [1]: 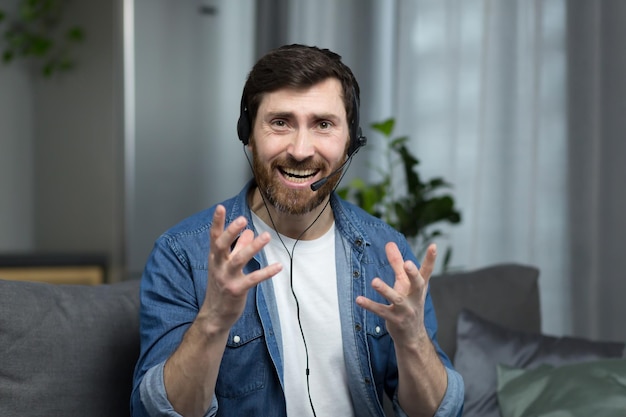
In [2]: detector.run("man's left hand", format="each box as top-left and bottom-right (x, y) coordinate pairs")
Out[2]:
(356, 242), (437, 345)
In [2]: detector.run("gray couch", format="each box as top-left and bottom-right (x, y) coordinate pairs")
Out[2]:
(1, 264), (623, 417)
(430, 264), (625, 417)
(0, 278), (140, 417)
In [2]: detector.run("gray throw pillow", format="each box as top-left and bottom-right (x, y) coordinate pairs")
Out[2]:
(0, 278), (140, 417)
(455, 309), (625, 417)
(429, 263), (541, 360)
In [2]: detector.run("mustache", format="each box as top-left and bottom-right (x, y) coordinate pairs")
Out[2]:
(271, 156), (325, 171)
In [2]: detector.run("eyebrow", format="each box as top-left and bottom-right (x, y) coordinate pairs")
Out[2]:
(265, 111), (341, 122)
(265, 111), (293, 119)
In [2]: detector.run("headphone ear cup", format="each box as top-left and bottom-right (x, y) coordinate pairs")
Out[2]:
(348, 129), (367, 157)
(237, 112), (250, 145)
(347, 89), (365, 157)
(237, 92), (251, 145)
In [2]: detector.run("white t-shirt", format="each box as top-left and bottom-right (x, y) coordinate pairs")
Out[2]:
(252, 213), (354, 417)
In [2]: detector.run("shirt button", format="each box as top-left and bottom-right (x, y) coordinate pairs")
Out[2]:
(233, 335), (241, 344)
(355, 324), (362, 331)
(375, 326), (381, 334)
(352, 270), (360, 278)
(355, 238), (363, 246)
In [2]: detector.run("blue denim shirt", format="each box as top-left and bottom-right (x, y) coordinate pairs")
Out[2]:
(131, 182), (464, 417)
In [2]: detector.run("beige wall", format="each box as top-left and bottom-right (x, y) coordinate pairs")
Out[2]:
(0, 0), (125, 281)
(0, 0), (255, 281)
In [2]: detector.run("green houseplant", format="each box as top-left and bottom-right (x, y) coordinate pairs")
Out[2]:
(0, 0), (84, 77)
(338, 118), (461, 271)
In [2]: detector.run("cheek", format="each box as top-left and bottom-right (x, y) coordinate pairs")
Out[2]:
(252, 132), (287, 154)
(253, 134), (348, 164)
(254, 146), (280, 164)
(249, 139), (272, 160)
(330, 140), (350, 164)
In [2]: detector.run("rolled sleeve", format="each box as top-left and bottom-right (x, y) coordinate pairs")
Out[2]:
(140, 362), (218, 417)
(432, 367), (464, 417)
(393, 366), (464, 417)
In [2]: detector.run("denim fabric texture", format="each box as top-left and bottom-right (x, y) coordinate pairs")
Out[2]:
(130, 181), (464, 417)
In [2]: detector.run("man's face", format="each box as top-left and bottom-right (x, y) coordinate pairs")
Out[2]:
(250, 78), (350, 215)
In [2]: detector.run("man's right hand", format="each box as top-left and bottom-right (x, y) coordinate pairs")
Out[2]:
(199, 204), (282, 333)
(163, 205), (281, 417)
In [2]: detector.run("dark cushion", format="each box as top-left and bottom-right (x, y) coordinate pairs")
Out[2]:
(496, 359), (626, 417)
(429, 263), (541, 360)
(455, 309), (626, 417)
(0, 278), (141, 417)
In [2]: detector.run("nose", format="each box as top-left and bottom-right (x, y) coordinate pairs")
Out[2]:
(288, 128), (315, 161)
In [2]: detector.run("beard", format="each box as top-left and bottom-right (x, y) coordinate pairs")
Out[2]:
(251, 151), (343, 216)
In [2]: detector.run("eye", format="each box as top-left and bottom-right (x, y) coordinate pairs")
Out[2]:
(271, 119), (288, 129)
(318, 121), (332, 130)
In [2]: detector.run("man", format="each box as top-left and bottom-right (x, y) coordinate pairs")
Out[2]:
(131, 44), (464, 417)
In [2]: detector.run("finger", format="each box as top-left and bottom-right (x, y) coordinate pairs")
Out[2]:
(229, 231), (272, 271)
(418, 243), (437, 283)
(209, 205), (227, 245)
(370, 277), (404, 306)
(355, 294), (391, 318)
(244, 262), (283, 287)
(403, 260), (422, 287)
(212, 215), (248, 256)
(232, 228), (255, 253)
(385, 242), (408, 279)
(209, 206), (229, 266)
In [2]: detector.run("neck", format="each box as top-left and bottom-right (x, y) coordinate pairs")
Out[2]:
(249, 187), (334, 240)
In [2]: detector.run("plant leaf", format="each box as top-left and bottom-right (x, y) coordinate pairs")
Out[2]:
(3, 49), (14, 62)
(371, 118), (395, 137)
(66, 26), (84, 42)
(337, 116), (462, 269)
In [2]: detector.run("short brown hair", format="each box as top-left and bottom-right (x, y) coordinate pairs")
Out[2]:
(240, 44), (360, 139)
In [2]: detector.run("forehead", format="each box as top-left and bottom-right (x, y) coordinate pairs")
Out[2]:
(257, 78), (346, 117)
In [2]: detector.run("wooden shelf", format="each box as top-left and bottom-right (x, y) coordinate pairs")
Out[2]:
(0, 253), (108, 285)
(0, 266), (104, 285)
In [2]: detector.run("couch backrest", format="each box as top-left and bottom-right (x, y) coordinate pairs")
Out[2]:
(429, 263), (541, 361)
(0, 278), (141, 417)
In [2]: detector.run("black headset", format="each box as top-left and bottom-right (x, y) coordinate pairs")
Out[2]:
(236, 87), (367, 158)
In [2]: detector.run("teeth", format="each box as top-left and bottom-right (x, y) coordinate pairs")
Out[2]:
(282, 168), (317, 182)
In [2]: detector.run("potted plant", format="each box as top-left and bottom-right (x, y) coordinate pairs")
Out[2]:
(338, 118), (461, 271)
(0, 0), (84, 77)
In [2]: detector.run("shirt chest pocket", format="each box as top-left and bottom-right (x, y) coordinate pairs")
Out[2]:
(215, 313), (270, 399)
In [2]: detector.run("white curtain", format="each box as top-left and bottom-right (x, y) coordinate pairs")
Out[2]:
(260, 0), (626, 341)
(393, 1), (569, 337)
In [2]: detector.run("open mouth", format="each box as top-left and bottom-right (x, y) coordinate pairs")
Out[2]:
(279, 167), (318, 183)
